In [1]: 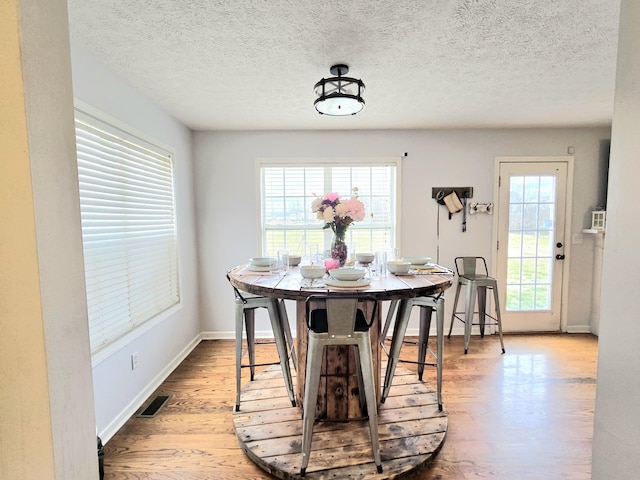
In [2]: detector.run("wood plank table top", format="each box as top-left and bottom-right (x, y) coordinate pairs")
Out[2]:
(228, 263), (454, 301)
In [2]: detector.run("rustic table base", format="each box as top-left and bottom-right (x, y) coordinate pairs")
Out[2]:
(233, 363), (447, 479)
(295, 298), (381, 420)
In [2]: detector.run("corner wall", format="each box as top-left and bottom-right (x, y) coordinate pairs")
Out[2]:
(592, 0), (640, 477)
(70, 43), (201, 440)
(1, 0), (96, 477)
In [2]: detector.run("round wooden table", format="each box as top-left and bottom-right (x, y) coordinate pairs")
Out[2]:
(228, 263), (453, 420)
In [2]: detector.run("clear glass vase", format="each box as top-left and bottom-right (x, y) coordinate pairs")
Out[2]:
(331, 233), (348, 267)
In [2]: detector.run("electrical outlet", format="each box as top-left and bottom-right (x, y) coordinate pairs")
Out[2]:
(572, 233), (583, 245)
(131, 352), (139, 370)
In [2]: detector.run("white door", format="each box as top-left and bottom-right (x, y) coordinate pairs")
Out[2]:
(495, 159), (569, 332)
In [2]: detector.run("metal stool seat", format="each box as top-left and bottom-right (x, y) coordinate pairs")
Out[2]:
(380, 294), (445, 411)
(227, 273), (296, 412)
(448, 257), (505, 354)
(300, 295), (382, 476)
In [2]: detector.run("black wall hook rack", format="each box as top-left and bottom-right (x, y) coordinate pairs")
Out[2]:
(432, 186), (474, 232)
(431, 187), (474, 201)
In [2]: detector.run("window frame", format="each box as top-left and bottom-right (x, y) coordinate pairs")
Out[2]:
(256, 157), (402, 257)
(74, 101), (182, 366)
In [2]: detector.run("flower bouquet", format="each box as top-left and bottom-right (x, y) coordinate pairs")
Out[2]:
(311, 188), (365, 266)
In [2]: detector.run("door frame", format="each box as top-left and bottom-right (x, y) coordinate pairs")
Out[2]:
(491, 156), (574, 333)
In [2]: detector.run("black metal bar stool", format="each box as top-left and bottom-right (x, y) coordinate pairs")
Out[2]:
(380, 294), (445, 411)
(448, 256), (505, 354)
(227, 273), (296, 411)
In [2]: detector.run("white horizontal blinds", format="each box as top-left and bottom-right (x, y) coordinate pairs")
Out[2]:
(332, 165), (395, 251)
(263, 166), (325, 254)
(75, 113), (179, 353)
(261, 163), (396, 256)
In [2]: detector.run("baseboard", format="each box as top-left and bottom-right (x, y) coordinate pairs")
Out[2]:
(566, 324), (592, 334)
(100, 333), (203, 443)
(201, 330), (285, 340)
(201, 326), (472, 340)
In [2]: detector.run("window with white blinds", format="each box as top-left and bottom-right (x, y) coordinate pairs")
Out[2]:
(75, 108), (180, 354)
(260, 159), (399, 256)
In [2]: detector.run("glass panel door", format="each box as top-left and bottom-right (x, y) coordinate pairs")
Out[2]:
(496, 160), (568, 332)
(506, 174), (555, 311)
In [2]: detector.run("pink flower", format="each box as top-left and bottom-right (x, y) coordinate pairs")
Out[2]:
(311, 189), (366, 235)
(341, 198), (365, 221)
(325, 192), (340, 203)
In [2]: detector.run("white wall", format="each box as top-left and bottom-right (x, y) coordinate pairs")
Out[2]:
(70, 43), (201, 440)
(592, 0), (640, 477)
(1, 1), (97, 477)
(194, 127), (609, 338)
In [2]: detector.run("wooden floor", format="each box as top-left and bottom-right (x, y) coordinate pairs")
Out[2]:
(103, 333), (598, 479)
(234, 363), (447, 479)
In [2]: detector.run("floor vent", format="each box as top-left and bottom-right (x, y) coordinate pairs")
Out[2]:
(137, 394), (171, 418)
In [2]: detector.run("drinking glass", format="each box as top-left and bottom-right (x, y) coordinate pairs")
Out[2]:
(307, 243), (319, 265)
(278, 250), (289, 274)
(375, 251), (387, 278)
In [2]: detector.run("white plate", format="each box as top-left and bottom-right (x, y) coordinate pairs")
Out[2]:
(411, 263), (437, 270)
(403, 256), (432, 265)
(247, 264), (274, 272)
(325, 279), (371, 288)
(249, 257), (277, 267)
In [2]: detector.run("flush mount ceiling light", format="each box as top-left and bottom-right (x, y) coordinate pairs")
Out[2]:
(314, 64), (365, 116)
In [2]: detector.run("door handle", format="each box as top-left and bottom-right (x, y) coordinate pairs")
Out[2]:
(556, 242), (563, 248)
(556, 254), (565, 260)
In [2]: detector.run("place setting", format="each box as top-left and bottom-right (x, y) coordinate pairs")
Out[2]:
(325, 267), (371, 289)
(246, 257), (277, 272)
(401, 256), (454, 275)
(298, 263), (372, 290)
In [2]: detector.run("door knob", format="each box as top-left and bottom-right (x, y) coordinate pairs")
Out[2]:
(556, 254), (565, 260)
(556, 242), (563, 248)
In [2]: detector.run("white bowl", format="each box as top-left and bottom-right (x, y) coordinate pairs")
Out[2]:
(402, 256), (432, 265)
(329, 267), (366, 281)
(288, 255), (302, 266)
(249, 257), (277, 267)
(299, 265), (326, 279)
(355, 252), (375, 264)
(387, 260), (411, 274)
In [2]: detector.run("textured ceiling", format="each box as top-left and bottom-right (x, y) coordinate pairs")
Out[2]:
(66, 1), (620, 131)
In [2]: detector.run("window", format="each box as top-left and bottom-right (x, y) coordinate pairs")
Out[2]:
(75, 106), (179, 356)
(259, 159), (399, 257)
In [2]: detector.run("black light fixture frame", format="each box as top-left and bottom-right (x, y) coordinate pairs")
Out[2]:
(314, 64), (365, 115)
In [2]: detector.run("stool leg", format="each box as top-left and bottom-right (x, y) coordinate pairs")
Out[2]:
(234, 302), (244, 412)
(353, 345), (367, 415)
(381, 300), (398, 342)
(279, 299), (297, 371)
(381, 299), (412, 403)
(267, 299), (296, 407)
(477, 286), (487, 338)
(435, 296), (444, 411)
(244, 309), (256, 380)
(300, 335), (323, 476)
(464, 283), (476, 354)
(492, 286), (506, 354)
(448, 283), (462, 339)
(417, 306), (433, 381)
(357, 336), (383, 474)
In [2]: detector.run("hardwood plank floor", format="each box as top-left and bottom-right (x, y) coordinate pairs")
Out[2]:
(103, 333), (597, 479)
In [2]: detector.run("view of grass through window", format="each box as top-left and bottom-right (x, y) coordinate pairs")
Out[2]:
(506, 175), (555, 311)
